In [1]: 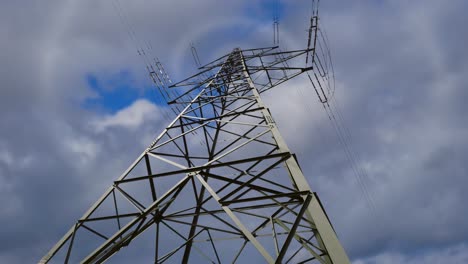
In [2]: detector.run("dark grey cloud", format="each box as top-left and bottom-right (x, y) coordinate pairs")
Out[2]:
(268, 0), (468, 261)
(1, 0), (467, 263)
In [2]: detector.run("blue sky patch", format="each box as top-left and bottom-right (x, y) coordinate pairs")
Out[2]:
(244, 0), (284, 23)
(83, 71), (164, 113)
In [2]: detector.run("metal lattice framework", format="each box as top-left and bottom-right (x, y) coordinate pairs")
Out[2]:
(41, 10), (350, 263)
(40, 47), (349, 264)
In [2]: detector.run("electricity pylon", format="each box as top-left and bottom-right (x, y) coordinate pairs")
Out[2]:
(40, 47), (350, 263)
(40, 11), (350, 264)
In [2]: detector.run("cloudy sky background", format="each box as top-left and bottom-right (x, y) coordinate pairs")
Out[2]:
(1, 0), (468, 263)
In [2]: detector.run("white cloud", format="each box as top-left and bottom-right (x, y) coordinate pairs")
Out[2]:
(0, 149), (13, 166)
(0, 147), (34, 169)
(0, 149), (24, 216)
(65, 136), (99, 166)
(91, 99), (162, 132)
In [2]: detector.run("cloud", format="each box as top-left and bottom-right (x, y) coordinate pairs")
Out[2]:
(1, 0), (468, 263)
(65, 136), (99, 166)
(354, 242), (468, 264)
(91, 99), (162, 132)
(0, 149), (14, 167)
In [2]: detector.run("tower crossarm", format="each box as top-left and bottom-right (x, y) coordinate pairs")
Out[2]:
(168, 46), (316, 104)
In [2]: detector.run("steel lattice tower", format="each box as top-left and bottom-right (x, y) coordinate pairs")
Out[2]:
(41, 12), (350, 263)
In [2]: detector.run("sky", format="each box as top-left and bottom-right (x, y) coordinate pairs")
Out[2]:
(1, 0), (468, 263)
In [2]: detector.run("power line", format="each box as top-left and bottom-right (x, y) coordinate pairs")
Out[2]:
(302, 0), (377, 215)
